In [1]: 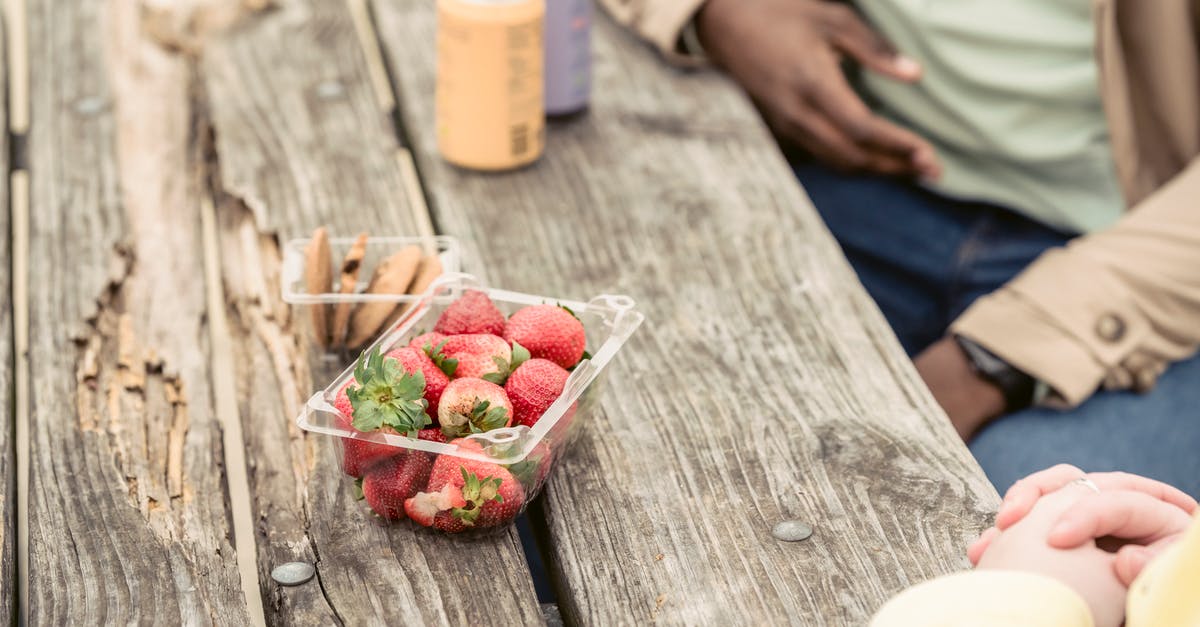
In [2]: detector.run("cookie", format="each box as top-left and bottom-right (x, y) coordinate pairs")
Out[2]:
(329, 232), (369, 348)
(382, 253), (445, 332)
(304, 227), (333, 347)
(346, 245), (423, 349)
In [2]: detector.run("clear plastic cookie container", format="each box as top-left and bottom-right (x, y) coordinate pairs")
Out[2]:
(281, 234), (462, 361)
(296, 273), (643, 533)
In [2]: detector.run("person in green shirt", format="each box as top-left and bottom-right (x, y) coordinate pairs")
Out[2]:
(657, 0), (1200, 499)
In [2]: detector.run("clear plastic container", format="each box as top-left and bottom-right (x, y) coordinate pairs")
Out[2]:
(281, 234), (462, 360)
(281, 234), (462, 304)
(296, 272), (643, 532)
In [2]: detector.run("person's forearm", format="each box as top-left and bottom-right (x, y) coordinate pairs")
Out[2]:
(951, 158), (1200, 407)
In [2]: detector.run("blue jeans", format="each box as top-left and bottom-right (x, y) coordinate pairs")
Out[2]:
(795, 162), (1200, 499)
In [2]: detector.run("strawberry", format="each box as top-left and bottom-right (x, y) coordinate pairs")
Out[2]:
(409, 331), (446, 351)
(385, 346), (449, 419)
(361, 450), (434, 520)
(438, 378), (513, 438)
(505, 358), (570, 428)
(335, 414), (404, 478)
(417, 428), (449, 444)
(335, 386), (405, 477)
(343, 347), (431, 437)
(433, 289), (505, 336)
(404, 483), (466, 527)
(503, 305), (587, 369)
(405, 438), (525, 531)
(438, 334), (513, 381)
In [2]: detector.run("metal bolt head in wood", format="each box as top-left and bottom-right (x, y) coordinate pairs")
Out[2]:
(315, 80), (345, 100)
(74, 96), (106, 115)
(271, 562), (316, 586)
(772, 520), (813, 543)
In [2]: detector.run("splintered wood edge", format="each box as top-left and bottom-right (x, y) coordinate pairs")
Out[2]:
(201, 194), (267, 627)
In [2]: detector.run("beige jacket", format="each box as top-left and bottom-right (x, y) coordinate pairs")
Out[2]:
(601, 0), (1200, 406)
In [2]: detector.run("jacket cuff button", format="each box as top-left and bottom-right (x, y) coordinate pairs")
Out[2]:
(1096, 313), (1126, 342)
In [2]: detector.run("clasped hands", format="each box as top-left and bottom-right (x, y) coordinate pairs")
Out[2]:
(967, 464), (1198, 627)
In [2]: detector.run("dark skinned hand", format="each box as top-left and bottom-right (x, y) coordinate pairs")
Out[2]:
(695, 0), (941, 178)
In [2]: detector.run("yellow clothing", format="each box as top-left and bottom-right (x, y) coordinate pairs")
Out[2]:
(871, 513), (1200, 626)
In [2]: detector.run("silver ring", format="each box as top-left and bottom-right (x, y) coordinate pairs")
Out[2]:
(1068, 477), (1101, 493)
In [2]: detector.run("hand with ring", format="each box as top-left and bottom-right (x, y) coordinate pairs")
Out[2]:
(969, 464), (1197, 586)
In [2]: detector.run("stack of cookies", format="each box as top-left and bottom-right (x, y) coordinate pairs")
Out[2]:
(305, 227), (444, 350)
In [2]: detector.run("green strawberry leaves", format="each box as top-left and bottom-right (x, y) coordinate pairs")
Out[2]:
(467, 400), (509, 434)
(441, 398), (509, 437)
(567, 349), (592, 372)
(424, 340), (458, 378)
(451, 468), (504, 526)
(557, 303), (580, 321)
(511, 342), (531, 370)
(506, 459), (538, 489)
(348, 347), (431, 437)
(353, 477), (365, 501)
(481, 341), (530, 385)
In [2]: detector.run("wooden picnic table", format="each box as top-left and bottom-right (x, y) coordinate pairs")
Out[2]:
(2, 0), (1001, 624)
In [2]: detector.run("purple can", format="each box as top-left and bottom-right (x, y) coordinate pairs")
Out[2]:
(544, 0), (591, 116)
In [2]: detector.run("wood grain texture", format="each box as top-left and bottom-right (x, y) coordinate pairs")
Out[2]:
(371, 4), (1002, 624)
(199, 0), (543, 623)
(202, 0), (416, 237)
(0, 16), (12, 625)
(23, 0), (249, 623)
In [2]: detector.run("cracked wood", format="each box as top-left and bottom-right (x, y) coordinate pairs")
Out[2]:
(24, 0), (248, 622)
(372, 3), (1001, 625)
(198, 0), (543, 623)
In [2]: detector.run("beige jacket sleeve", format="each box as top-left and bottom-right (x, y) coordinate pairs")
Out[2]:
(951, 158), (1200, 406)
(595, 0), (707, 65)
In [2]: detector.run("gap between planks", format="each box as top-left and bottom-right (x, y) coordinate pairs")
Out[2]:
(344, 0), (436, 245)
(8, 0), (29, 620)
(11, 170), (26, 627)
(201, 193), (267, 627)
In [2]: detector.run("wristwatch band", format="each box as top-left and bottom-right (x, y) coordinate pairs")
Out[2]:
(953, 335), (1037, 412)
(679, 19), (707, 59)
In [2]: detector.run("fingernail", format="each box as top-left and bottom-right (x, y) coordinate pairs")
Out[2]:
(893, 56), (921, 77)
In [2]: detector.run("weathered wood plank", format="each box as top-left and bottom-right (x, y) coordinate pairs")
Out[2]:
(198, 0), (543, 623)
(23, 0), (249, 622)
(0, 14), (13, 624)
(372, 4), (1001, 624)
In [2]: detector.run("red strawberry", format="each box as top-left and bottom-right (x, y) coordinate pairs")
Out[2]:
(404, 483), (467, 527)
(438, 334), (511, 380)
(386, 346), (449, 419)
(335, 389), (405, 477)
(505, 359), (570, 428)
(405, 439), (525, 531)
(340, 347), (431, 436)
(438, 378), (513, 438)
(409, 331), (446, 351)
(417, 428), (449, 444)
(503, 305), (586, 369)
(433, 290), (505, 336)
(362, 450), (434, 520)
